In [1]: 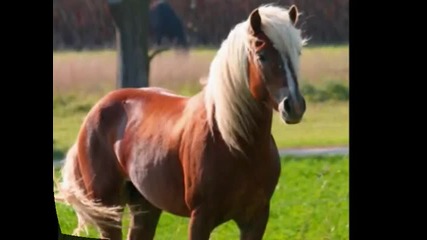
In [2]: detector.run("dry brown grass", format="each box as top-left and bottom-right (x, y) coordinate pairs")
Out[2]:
(53, 46), (348, 95)
(299, 46), (349, 85)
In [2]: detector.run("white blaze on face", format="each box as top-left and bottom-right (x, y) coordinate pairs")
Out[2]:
(273, 55), (297, 107)
(282, 54), (298, 100)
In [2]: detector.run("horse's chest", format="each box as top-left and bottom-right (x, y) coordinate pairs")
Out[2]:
(238, 169), (277, 201)
(221, 173), (274, 221)
(224, 163), (280, 214)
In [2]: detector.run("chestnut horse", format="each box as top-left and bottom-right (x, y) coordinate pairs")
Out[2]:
(55, 4), (307, 240)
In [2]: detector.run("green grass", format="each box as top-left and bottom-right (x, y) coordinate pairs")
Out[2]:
(272, 101), (348, 148)
(55, 155), (349, 240)
(53, 93), (348, 159)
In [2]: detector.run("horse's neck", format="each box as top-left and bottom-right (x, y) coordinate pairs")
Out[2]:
(247, 106), (274, 141)
(201, 89), (274, 150)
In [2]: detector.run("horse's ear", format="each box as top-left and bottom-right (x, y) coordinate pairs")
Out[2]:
(249, 8), (262, 35)
(288, 5), (299, 25)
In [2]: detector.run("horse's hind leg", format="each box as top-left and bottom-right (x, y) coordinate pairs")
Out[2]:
(84, 136), (127, 239)
(91, 167), (126, 240)
(97, 217), (123, 240)
(126, 182), (162, 240)
(91, 170), (126, 240)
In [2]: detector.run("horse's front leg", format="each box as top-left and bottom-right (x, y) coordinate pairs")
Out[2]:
(235, 204), (270, 240)
(188, 207), (217, 240)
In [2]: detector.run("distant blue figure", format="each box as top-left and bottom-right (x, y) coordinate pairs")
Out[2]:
(149, 0), (189, 49)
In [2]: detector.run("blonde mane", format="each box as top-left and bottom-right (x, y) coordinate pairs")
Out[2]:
(204, 4), (307, 152)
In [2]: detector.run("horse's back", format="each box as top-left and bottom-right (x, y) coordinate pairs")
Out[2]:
(80, 87), (187, 142)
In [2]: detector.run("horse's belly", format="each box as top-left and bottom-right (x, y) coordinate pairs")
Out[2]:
(128, 155), (190, 217)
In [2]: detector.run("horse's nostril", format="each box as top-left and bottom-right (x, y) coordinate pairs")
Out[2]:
(284, 98), (291, 113)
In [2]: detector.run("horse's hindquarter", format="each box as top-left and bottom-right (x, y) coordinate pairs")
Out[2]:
(113, 88), (191, 217)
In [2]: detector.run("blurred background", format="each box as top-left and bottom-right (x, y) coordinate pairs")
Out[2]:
(54, 1), (349, 238)
(53, 0), (348, 49)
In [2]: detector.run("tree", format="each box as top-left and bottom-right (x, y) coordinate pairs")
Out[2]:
(107, 0), (149, 88)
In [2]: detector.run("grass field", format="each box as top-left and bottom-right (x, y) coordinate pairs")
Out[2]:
(55, 155), (349, 240)
(53, 45), (349, 159)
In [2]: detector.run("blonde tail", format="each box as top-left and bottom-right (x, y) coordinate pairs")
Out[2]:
(53, 143), (122, 236)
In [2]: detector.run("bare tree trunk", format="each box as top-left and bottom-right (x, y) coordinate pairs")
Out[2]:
(107, 0), (149, 88)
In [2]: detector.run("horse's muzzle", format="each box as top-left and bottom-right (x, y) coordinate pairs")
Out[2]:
(279, 96), (306, 124)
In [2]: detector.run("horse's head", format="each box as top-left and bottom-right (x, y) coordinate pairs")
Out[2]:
(246, 5), (306, 124)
